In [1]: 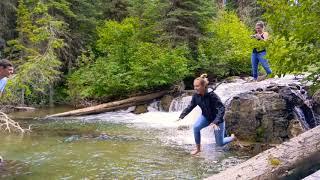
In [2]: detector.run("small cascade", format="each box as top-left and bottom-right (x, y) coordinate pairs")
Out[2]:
(280, 87), (317, 129)
(293, 107), (311, 129)
(169, 96), (192, 112)
(147, 101), (162, 112)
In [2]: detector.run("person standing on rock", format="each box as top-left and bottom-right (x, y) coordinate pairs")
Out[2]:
(177, 74), (235, 155)
(251, 21), (272, 81)
(0, 59), (14, 96)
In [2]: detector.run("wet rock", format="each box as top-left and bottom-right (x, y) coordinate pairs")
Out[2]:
(288, 83), (300, 90)
(0, 106), (36, 114)
(64, 135), (81, 143)
(288, 119), (305, 138)
(160, 95), (174, 112)
(229, 142), (276, 156)
(225, 85), (317, 144)
(265, 85), (280, 93)
(312, 90), (320, 125)
(95, 133), (110, 140)
(133, 104), (148, 114)
(279, 87), (304, 107)
(225, 91), (290, 143)
(225, 76), (241, 83)
(312, 90), (320, 115)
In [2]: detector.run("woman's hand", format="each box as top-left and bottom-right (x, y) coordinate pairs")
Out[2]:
(176, 118), (182, 122)
(255, 34), (263, 40)
(211, 123), (220, 130)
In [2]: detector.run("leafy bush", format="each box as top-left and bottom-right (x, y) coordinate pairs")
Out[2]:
(68, 18), (189, 100)
(198, 11), (253, 78)
(261, 0), (320, 89)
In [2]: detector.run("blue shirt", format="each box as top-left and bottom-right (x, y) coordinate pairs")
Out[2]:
(0, 77), (8, 93)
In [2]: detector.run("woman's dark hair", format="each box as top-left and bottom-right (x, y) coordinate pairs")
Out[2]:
(0, 59), (13, 68)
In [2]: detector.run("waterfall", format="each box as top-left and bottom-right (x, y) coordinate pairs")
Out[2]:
(169, 96), (192, 112)
(293, 107), (310, 129)
(147, 101), (162, 112)
(285, 88), (317, 129)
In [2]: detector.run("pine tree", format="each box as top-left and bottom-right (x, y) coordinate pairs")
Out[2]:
(162, 0), (216, 60)
(5, 0), (70, 104)
(0, 0), (18, 57)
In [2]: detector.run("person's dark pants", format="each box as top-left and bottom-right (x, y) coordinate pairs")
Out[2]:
(251, 51), (272, 80)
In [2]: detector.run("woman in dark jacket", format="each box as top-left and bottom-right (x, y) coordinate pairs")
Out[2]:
(177, 74), (235, 155)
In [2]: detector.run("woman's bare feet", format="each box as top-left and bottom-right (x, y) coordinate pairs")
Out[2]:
(191, 145), (201, 155)
(231, 134), (244, 148)
(190, 149), (201, 155)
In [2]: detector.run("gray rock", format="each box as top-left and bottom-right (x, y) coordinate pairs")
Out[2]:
(160, 95), (174, 112)
(312, 90), (320, 115)
(64, 135), (81, 143)
(287, 119), (305, 138)
(133, 104), (148, 114)
(225, 92), (292, 143)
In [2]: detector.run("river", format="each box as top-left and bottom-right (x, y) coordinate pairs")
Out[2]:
(0, 75), (305, 179)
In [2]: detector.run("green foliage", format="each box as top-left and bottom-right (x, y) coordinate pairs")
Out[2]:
(0, 0), (17, 42)
(161, 0), (216, 60)
(226, 0), (265, 27)
(1, 0), (69, 105)
(198, 11), (253, 77)
(68, 18), (189, 100)
(260, 0), (320, 88)
(2, 0), (318, 105)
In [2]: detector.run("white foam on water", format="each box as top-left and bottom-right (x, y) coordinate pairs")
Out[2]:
(215, 75), (304, 103)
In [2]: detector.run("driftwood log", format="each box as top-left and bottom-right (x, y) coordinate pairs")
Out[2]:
(206, 125), (320, 180)
(46, 90), (169, 118)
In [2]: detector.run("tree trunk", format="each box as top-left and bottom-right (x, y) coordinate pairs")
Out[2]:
(206, 125), (320, 180)
(21, 88), (25, 105)
(46, 90), (169, 118)
(49, 84), (54, 108)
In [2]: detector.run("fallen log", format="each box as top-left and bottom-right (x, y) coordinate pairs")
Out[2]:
(46, 90), (169, 118)
(206, 125), (320, 180)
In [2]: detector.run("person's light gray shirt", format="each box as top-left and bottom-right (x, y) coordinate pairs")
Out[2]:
(0, 77), (8, 93)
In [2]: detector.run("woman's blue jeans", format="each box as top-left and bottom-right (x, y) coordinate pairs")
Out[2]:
(251, 51), (272, 80)
(193, 115), (234, 146)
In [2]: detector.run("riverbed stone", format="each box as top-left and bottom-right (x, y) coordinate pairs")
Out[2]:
(160, 95), (174, 112)
(287, 119), (305, 138)
(133, 104), (148, 114)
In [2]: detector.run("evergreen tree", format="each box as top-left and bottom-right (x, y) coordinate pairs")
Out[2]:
(0, 0), (18, 58)
(4, 0), (71, 104)
(162, 0), (216, 60)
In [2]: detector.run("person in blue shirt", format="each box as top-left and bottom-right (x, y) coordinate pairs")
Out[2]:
(0, 59), (14, 95)
(177, 74), (235, 155)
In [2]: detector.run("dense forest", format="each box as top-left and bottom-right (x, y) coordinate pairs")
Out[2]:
(0, 0), (319, 106)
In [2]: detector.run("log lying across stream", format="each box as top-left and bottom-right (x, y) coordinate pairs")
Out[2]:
(206, 125), (320, 180)
(46, 90), (169, 118)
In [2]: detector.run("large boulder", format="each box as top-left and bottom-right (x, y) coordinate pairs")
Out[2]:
(225, 91), (305, 143)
